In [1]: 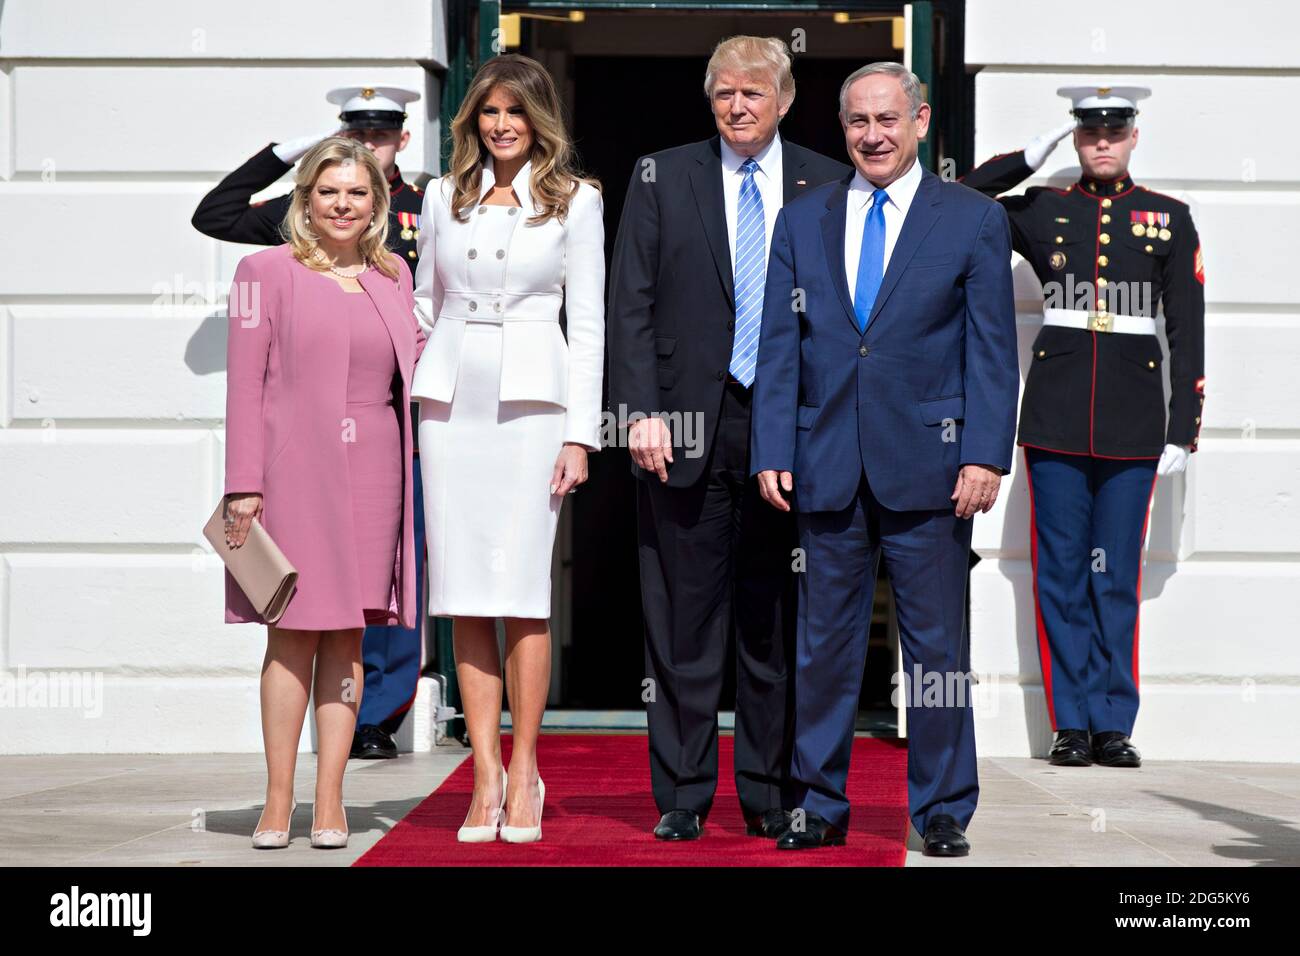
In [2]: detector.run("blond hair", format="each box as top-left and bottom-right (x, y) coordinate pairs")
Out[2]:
(285, 136), (401, 281)
(704, 36), (796, 111)
(446, 54), (599, 225)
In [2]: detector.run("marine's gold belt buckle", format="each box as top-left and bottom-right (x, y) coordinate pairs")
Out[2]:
(1087, 310), (1113, 333)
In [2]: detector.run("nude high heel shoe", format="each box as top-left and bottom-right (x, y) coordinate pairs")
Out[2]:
(500, 776), (545, 844)
(310, 803), (349, 849)
(252, 796), (297, 849)
(457, 767), (507, 843)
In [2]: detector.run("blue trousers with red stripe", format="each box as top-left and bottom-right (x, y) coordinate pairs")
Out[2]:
(1024, 448), (1158, 736)
(358, 457), (425, 735)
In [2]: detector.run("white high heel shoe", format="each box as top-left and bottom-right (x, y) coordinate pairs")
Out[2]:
(310, 803), (349, 849)
(500, 776), (545, 844)
(457, 768), (507, 843)
(252, 796), (297, 849)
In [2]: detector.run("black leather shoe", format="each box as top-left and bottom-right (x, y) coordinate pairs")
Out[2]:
(744, 807), (792, 838)
(775, 812), (846, 849)
(653, 810), (702, 841)
(922, 813), (970, 857)
(1091, 731), (1142, 767)
(1049, 729), (1092, 766)
(349, 724), (397, 760)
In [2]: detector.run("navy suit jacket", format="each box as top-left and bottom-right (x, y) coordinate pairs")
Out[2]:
(749, 165), (1019, 514)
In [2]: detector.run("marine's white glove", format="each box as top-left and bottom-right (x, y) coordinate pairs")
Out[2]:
(1024, 119), (1078, 171)
(1156, 443), (1191, 476)
(272, 130), (339, 165)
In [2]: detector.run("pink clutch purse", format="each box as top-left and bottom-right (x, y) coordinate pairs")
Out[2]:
(203, 500), (299, 624)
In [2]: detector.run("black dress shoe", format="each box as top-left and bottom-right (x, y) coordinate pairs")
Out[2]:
(349, 723), (397, 760)
(1049, 729), (1092, 767)
(921, 813), (970, 857)
(653, 810), (702, 841)
(1091, 730), (1142, 767)
(775, 812), (846, 849)
(744, 807), (792, 838)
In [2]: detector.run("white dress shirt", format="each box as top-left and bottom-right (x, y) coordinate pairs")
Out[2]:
(720, 130), (784, 274)
(845, 155), (924, 306)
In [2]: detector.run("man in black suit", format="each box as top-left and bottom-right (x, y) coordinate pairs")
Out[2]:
(608, 35), (850, 841)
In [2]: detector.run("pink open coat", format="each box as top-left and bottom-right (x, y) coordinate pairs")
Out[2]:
(223, 243), (426, 630)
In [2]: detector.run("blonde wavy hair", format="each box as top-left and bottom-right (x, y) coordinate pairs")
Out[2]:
(446, 54), (599, 225)
(704, 36), (796, 112)
(285, 136), (401, 281)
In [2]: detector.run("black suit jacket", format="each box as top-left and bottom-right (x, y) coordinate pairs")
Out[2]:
(608, 135), (851, 488)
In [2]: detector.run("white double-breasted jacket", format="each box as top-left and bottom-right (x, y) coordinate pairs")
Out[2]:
(410, 156), (606, 451)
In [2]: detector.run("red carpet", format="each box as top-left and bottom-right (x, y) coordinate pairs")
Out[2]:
(355, 733), (910, 866)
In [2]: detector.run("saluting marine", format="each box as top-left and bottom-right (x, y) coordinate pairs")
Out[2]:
(192, 85), (426, 274)
(963, 86), (1205, 768)
(194, 85), (430, 761)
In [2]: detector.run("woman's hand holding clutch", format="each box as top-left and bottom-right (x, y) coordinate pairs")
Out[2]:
(224, 493), (264, 548)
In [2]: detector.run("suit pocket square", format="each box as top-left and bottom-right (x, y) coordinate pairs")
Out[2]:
(918, 395), (965, 425)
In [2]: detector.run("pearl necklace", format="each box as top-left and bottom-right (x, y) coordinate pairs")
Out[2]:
(312, 248), (370, 279)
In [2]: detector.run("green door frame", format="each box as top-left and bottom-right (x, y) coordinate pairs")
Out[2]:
(909, 0), (934, 170)
(440, 0), (503, 170)
(430, 0), (503, 741)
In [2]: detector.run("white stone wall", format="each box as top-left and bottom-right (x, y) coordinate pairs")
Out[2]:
(965, 0), (1300, 760)
(0, 0), (445, 752)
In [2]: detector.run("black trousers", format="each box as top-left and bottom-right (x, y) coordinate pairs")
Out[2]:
(637, 377), (798, 819)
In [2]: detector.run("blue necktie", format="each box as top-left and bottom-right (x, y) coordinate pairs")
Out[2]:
(853, 188), (889, 333)
(728, 157), (765, 387)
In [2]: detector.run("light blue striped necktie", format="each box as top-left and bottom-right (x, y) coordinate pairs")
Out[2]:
(853, 187), (889, 333)
(728, 157), (765, 387)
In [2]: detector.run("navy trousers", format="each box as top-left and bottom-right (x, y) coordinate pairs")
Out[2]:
(793, 471), (978, 835)
(358, 457), (426, 735)
(1024, 447), (1158, 736)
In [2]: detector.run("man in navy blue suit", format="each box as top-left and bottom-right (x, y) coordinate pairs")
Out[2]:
(750, 62), (1019, 855)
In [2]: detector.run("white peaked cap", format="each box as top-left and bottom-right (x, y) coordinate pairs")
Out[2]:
(1056, 85), (1151, 112)
(326, 85), (421, 115)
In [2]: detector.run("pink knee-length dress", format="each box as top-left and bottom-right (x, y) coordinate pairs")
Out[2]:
(224, 246), (424, 631)
(336, 282), (403, 622)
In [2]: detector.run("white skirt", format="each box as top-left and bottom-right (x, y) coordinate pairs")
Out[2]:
(418, 322), (565, 618)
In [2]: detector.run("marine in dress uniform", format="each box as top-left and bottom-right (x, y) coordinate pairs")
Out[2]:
(962, 86), (1206, 768)
(192, 86), (426, 274)
(193, 86), (430, 760)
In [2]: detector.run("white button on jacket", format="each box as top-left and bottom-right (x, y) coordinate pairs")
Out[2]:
(411, 155), (607, 451)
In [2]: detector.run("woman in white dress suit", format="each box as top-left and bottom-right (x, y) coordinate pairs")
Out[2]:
(411, 54), (604, 843)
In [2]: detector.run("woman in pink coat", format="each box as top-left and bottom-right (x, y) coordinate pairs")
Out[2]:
(222, 138), (425, 849)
